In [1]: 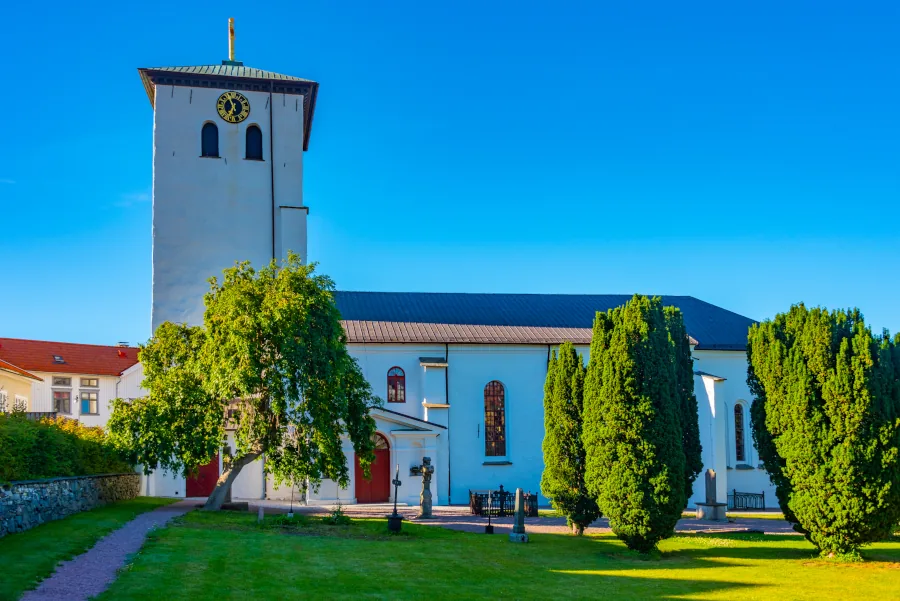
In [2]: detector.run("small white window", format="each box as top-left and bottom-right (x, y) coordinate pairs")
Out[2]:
(14, 395), (28, 412)
(80, 378), (99, 388)
(53, 376), (72, 387)
(0, 390), (8, 411)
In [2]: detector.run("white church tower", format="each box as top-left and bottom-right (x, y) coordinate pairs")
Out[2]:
(139, 20), (319, 330)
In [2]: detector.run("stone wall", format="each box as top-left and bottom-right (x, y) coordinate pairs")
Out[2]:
(0, 473), (140, 538)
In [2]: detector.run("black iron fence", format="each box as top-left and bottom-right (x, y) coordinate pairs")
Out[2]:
(727, 489), (766, 510)
(469, 485), (539, 517)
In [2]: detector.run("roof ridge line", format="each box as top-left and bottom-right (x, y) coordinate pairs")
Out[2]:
(0, 337), (139, 349)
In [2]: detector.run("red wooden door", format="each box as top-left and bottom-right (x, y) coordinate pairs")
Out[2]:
(355, 434), (390, 503)
(186, 453), (219, 497)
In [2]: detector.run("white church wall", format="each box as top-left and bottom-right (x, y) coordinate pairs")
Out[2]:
(447, 344), (549, 505)
(152, 85), (305, 330)
(271, 92), (306, 261)
(348, 344), (446, 422)
(691, 350), (777, 507)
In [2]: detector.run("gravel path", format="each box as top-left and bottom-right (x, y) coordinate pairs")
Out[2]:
(20, 500), (195, 601)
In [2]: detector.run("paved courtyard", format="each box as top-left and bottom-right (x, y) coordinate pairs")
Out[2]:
(239, 499), (798, 536)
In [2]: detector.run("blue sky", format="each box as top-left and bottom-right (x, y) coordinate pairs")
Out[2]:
(1, 1), (898, 345)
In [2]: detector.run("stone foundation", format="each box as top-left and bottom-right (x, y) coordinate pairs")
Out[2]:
(0, 473), (140, 538)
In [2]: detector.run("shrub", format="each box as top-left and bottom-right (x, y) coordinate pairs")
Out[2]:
(321, 503), (351, 525)
(0, 414), (133, 483)
(747, 304), (900, 557)
(583, 295), (688, 553)
(540, 341), (600, 535)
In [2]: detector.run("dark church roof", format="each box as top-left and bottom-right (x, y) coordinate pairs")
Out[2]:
(334, 292), (755, 351)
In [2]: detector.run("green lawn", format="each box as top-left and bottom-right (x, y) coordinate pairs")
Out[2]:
(0, 497), (176, 600)
(99, 510), (900, 600)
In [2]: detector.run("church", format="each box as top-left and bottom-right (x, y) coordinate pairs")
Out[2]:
(132, 26), (776, 509)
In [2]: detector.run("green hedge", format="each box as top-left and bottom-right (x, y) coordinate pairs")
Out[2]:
(0, 414), (133, 483)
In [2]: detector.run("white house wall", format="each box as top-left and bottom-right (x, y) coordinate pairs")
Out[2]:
(29, 372), (120, 428)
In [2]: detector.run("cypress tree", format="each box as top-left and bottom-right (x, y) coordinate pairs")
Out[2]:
(665, 307), (703, 502)
(540, 341), (600, 535)
(747, 304), (900, 557)
(583, 295), (686, 553)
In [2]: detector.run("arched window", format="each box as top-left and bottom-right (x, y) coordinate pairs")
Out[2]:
(484, 381), (506, 456)
(245, 125), (263, 160)
(734, 404), (746, 463)
(387, 367), (405, 403)
(201, 123), (219, 157)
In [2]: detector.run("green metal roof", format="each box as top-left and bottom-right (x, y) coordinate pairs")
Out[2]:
(141, 64), (315, 82)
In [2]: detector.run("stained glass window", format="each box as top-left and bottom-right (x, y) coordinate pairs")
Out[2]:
(387, 367), (405, 403)
(734, 404), (746, 462)
(484, 381), (506, 456)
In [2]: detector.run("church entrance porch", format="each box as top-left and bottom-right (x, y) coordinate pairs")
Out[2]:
(354, 433), (391, 503)
(186, 453), (220, 497)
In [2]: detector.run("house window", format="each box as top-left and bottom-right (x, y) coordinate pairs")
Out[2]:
(201, 122), (219, 157)
(81, 391), (99, 415)
(0, 390), (7, 411)
(484, 381), (506, 457)
(734, 404), (746, 463)
(245, 125), (263, 160)
(387, 367), (405, 403)
(14, 395), (28, 411)
(52, 376), (71, 387)
(80, 378), (99, 388)
(53, 390), (71, 413)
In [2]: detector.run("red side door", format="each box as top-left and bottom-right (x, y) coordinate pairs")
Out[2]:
(355, 448), (390, 503)
(186, 453), (220, 497)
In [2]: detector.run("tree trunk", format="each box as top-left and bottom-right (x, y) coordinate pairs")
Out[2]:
(572, 523), (585, 536)
(203, 452), (261, 511)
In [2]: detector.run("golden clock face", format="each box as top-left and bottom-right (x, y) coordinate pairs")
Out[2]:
(216, 91), (250, 123)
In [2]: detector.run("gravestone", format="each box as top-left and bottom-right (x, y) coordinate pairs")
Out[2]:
(386, 464), (404, 532)
(508, 487), (529, 543)
(695, 468), (727, 521)
(705, 469), (717, 505)
(417, 457), (435, 519)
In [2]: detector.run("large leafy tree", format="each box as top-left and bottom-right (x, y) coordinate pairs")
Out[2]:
(747, 304), (900, 557)
(108, 253), (381, 510)
(583, 295), (688, 553)
(540, 341), (600, 535)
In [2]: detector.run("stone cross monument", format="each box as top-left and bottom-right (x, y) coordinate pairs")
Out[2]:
(416, 457), (435, 519)
(508, 487), (529, 543)
(695, 468), (727, 521)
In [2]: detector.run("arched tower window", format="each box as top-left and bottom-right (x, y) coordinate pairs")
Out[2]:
(484, 381), (506, 456)
(734, 404), (746, 463)
(387, 367), (405, 403)
(245, 125), (263, 160)
(201, 123), (219, 157)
